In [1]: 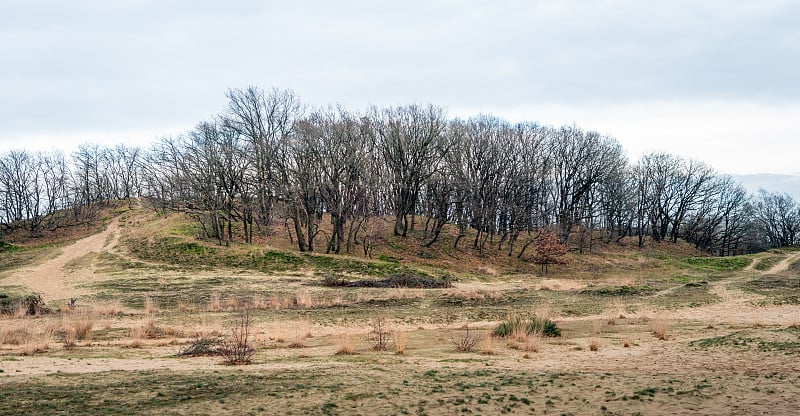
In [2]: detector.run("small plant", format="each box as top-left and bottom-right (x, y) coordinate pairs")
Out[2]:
(394, 331), (407, 355)
(177, 336), (223, 356)
(68, 310), (96, 345)
(5, 294), (51, 317)
(207, 293), (222, 312)
(623, 338), (632, 348)
(652, 317), (668, 340)
(1, 320), (34, 346)
(493, 315), (561, 338)
(450, 323), (480, 352)
(589, 338), (600, 351)
(144, 295), (157, 315)
(21, 329), (52, 356)
(218, 304), (255, 365)
(335, 332), (355, 355)
(370, 315), (392, 351)
(128, 325), (146, 348)
(480, 333), (495, 355)
(62, 326), (77, 350)
(507, 330), (540, 353)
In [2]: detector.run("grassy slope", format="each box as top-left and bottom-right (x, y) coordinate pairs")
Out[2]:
(3, 208), (800, 415)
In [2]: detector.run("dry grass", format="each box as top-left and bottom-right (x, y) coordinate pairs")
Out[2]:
(176, 300), (195, 313)
(129, 325), (146, 348)
(0, 318), (52, 354)
(0, 319), (35, 345)
(335, 332), (355, 355)
(12, 303), (27, 319)
(21, 329), (52, 355)
(207, 293), (222, 312)
(651, 317), (669, 340)
(295, 291), (314, 308)
(592, 319), (605, 335)
(606, 302), (625, 325)
(589, 338), (600, 351)
(65, 310), (96, 345)
(444, 287), (486, 301)
(93, 300), (123, 316)
(283, 320), (313, 348)
(393, 331), (407, 355)
(128, 315), (163, 347)
(480, 333), (495, 355)
(535, 303), (554, 321)
(195, 317), (223, 337)
(144, 295), (157, 315)
(508, 330), (541, 353)
(62, 325), (77, 349)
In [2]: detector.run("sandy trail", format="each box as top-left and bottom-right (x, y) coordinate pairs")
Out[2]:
(1, 218), (121, 302)
(665, 251), (800, 325)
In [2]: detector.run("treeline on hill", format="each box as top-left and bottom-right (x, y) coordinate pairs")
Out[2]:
(1, 86), (799, 258)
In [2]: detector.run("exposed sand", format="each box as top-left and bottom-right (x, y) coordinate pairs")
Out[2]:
(2, 218), (121, 302)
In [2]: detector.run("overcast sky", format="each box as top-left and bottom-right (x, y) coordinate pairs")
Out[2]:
(1, 0), (798, 175)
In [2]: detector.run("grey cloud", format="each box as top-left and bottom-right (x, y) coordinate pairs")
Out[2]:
(1, 0), (798, 141)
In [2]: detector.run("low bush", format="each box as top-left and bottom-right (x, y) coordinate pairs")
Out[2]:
(177, 336), (224, 357)
(493, 315), (561, 338)
(1, 293), (50, 316)
(327, 272), (451, 289)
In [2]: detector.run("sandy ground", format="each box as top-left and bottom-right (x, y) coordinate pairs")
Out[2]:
(1, 224), (799, 415)
(2, 218), (121, 302)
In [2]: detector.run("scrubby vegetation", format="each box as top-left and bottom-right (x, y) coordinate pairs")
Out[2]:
(493, 314), (561, 338)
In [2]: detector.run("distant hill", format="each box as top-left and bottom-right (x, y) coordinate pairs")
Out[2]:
(733, 174), (800, 201)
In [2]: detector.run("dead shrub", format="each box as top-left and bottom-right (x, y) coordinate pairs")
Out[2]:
(450, 322), (480, 352)
(177, 336), (223, 357)
(218, 304), (255, 365)
(369, 315), (392, 351)
(589, 338), (600, 351)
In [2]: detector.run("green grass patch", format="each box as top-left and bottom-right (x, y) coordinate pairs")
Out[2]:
(690, 329), (800, 354)
(754, 255), (786, 271)
(493, 314), (561, 337)
(682, 256), (751, 272)
(0, 241), (19, 253)
(124, 236), (417, 277)
(739, 274), (800, 305)
(581, 285), (656, 297)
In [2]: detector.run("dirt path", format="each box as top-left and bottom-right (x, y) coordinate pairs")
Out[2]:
(665, 251), (800, 325)
(1, 218), (121, 302)
(765, 251), (800, 274)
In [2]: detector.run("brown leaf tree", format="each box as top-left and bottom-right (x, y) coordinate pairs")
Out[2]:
(533, 228), (568, 275)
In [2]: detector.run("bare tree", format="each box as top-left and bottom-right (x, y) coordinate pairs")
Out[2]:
(225, 87), (303, 235)
(375, 104), (449, 237)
